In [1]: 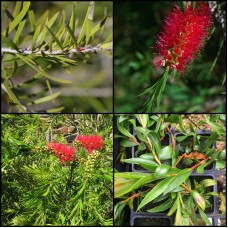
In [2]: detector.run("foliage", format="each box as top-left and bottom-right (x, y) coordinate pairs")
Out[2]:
(1, 114), (113, 226)
(114, 1), (226, 113)
(114, 114), (225, 226)
(1, 1), (113, 113)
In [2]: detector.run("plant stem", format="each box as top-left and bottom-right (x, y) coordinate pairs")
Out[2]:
(181, 183), (191, 192)
(190, 159), (207, 170)
(146, 136), (161, 165)
(1, 44), (112, 56)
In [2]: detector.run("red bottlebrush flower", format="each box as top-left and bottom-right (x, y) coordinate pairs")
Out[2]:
(47, 142), (76, 164)
(76, 135), (103, 154)
(154, 2), (213, 74)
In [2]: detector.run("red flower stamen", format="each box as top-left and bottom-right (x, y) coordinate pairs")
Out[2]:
(76, 135), (103, 154)
(154, 2), (213, 74)
(47, 142), (76, 164)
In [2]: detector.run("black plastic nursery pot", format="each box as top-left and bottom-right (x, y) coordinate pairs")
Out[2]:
(130, 213), (172, 226)
(174, 130), (216, 172)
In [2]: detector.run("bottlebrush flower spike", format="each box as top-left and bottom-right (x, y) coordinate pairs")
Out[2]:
(154, 2), (213, 74)
(47, 142), (76, 164)
(76, 135), (103, 154)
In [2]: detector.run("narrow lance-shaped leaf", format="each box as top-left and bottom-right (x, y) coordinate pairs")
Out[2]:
(32, 25), (41, 50)
(91, 16), (109, 36)
(137, 176), (174, 211)
(16, 54), (71, 84)
(28, 10), (35, 32)
(2, 35), (19, 51)
(37, 12), (59, 48)
(162, 168), (192, 195)
(78, 1), (94, 44)
(147, 199), (173, 213)
(27, 92), (61, 105)
(6, 2), (30, 35)
(1, 82), (26, 112)
(114, 178), (138, 198)
(45, 25), (64, 51)
(13, 18), (26, 44)
(65, 21), (78, 48)
(199, 208), (212, 225)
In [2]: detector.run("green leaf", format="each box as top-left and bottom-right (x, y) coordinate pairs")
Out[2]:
(115, 172), (150, 179)
(120, 139), (138, 147)
(91, 16), (109, 36)
(176, 135), (189, 142)
(13, 2), (23, 18)
(2, 81), (26, 112)
(37, 12), (59, 47)
(200, 179), (216, 188)
(137, 176), (174, 211)
(167, 196), (178, 216)
(42, 186), (50, 196)
(163, 168), (191, 195)
(114, 201), (127, 226)
(65, 21), (78, 48)
(135, 126), (151, 137)
(60, 213), (65, 225)
(198, 208), (212, 225)
(115, 174), (158, 198)
(154, 164), (170, 178)
(46, 107), (65, 113)
(129, 174), (156, 193)
(13, 19), (26, 44)
(2, 35), (19, 51)
(78, 1), (94, 44)
(32, 25), (41, 50)
(191, 190), (206, 211)
(135, 114), (149, 128)
(149, 131), (161, 154)
(45, 25), (63, 51)
(178, 116), (187, 133)
(27, 92), (61, 105)
(6, 2), (30, 35)
(174, 195), (182, 225)
(122, 157), (158, 172)
(86, 15), (93, 45)
(16, 54), (71, 83)
(139, 72), (167, 111)
(117, 118), (135, 139)
(114, 178), (137, 198)
(28, 10), (35, 32)
(159, 145), (172, 160)
(147, 199), (173, 213)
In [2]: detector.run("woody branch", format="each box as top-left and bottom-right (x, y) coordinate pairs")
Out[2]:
(1, 43), (112, 55)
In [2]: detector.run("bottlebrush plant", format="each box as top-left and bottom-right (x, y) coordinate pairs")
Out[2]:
(1, 114), (113, 226)
(114, 114), (225, 226)
(139, 2), (213, 112)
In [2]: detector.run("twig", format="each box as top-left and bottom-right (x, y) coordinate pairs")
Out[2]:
(1, 43), (112, 56)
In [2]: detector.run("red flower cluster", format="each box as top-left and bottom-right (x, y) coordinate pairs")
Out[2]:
(76, 135), (103, 154)
(47, 142), (76, 164)
(154, 2), (213, 74)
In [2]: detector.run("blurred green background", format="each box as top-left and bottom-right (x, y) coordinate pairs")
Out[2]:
(2, 1), (113, 113)
(114, 1), (226, 113)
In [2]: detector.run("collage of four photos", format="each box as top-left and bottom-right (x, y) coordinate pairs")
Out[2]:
(1, 1), (227, 227)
